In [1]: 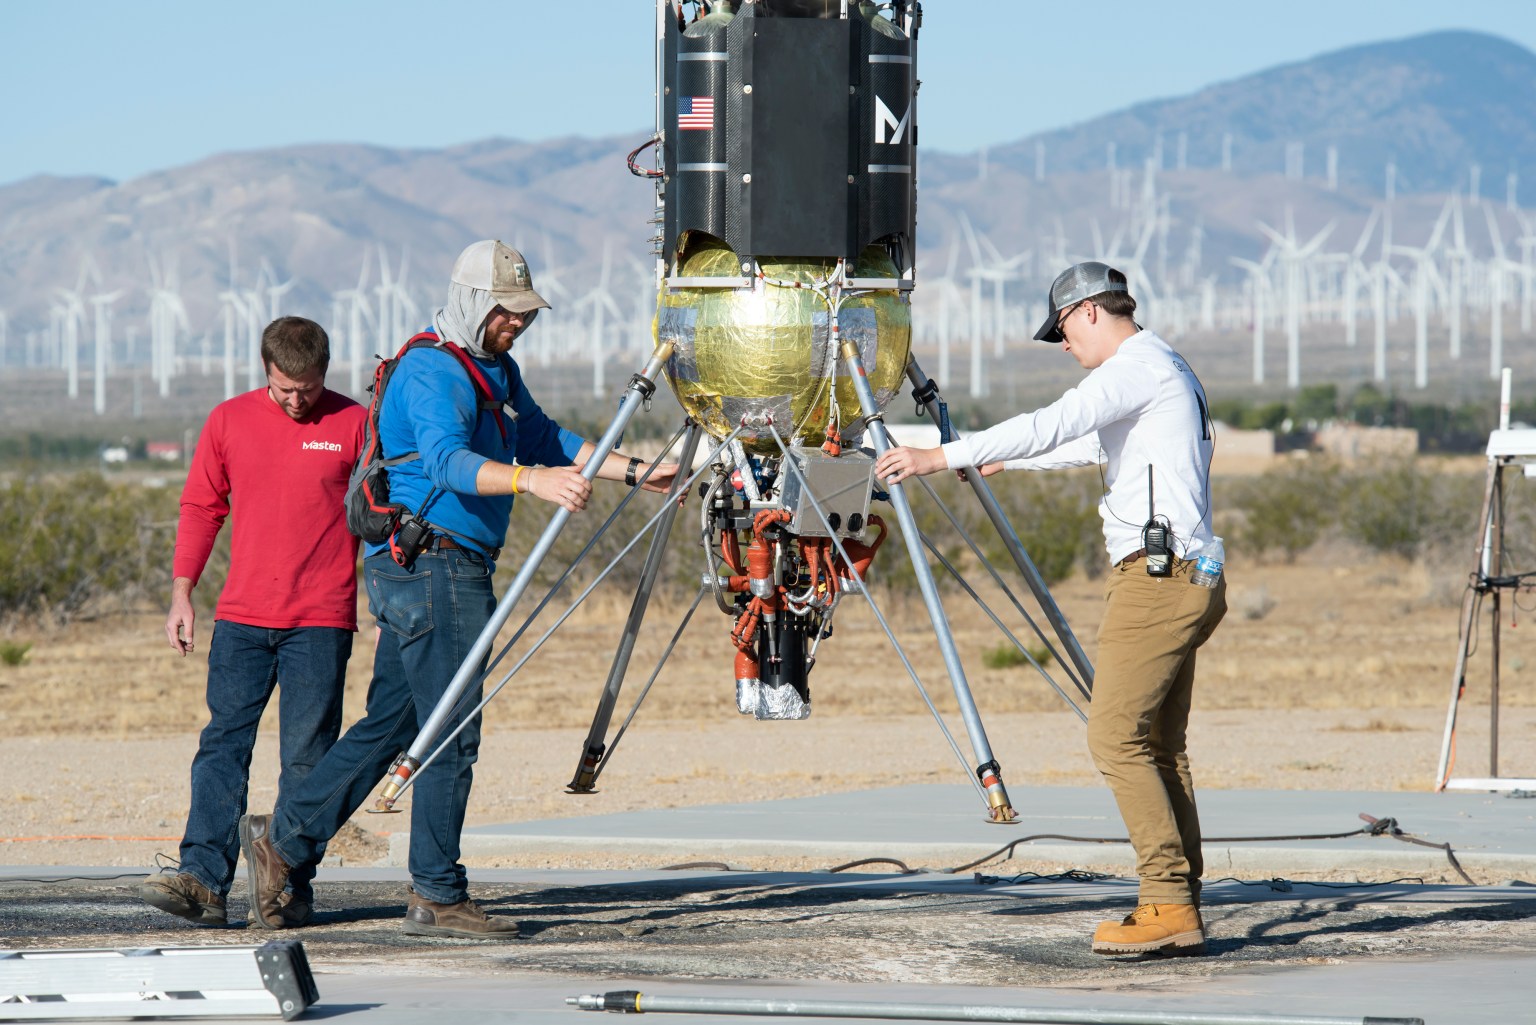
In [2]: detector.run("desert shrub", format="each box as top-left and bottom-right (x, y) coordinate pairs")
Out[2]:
(1225, 459), (1341, 561)
(1339, 459), (1480, 558)
(0, 640), (31, 666)
(0, 474), (180, 623)
(983, 641), (1052, 669)
(982, 469), (1101, 586)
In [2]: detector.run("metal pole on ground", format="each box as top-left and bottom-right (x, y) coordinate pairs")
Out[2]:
(567, 990), (1425, 1025)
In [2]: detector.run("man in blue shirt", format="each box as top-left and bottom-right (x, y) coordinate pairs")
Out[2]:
(238, 240), (677, 938)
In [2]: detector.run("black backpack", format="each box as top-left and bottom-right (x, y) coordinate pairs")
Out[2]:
(345, 332), (510, 546)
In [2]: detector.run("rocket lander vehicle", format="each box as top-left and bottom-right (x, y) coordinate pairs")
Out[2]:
(372, 0), (1094, 824)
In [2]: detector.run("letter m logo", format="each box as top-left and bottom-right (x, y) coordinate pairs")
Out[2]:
(874, 95), (912, 146)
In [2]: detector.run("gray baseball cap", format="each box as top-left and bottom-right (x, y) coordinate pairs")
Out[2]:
(1033, 261), (1127, 342)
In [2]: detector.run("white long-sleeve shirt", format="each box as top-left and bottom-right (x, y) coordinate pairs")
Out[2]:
(941, 329), (1215, 564)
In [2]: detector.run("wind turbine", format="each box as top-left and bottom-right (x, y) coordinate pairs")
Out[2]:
(89, 289), (124, 415)
(934, 238), (962, 389)
(56, 256), (99, 399)
(1444, 193), (1467, 360)
(219, 283), (248, 401)
(335, 248), (375, 396)
(1484, 204), (1519, 380)
(1390, 202), (1452, 390)
(390, 247), (420, 343)
(1231, 255), (1273, 384)
(537, 236), (576, 369)
(1341, 208), (1381, 349)
(958, 211), (987, 398)
(580, 239), (624, 397)
(971, 231), (1027, 359)
(1257, 210), (1335, 388)
(1516, 212), (1534, 334)
(148, 251), (191, 398)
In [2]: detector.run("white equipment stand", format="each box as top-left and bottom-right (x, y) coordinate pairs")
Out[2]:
(0, 940), (316, 1021)
(1435, 368), (1536, 792)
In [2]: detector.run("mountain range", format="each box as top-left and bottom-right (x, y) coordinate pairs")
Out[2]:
(0, 29), (1531, 345)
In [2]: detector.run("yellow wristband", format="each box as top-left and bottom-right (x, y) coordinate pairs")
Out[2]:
(511, 465), (526, 494)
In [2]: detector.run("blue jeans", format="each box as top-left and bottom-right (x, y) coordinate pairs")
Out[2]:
(179, 622), (350, 902)
(269, 548), (494, 905)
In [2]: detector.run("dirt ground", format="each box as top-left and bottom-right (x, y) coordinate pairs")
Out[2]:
(3, 544), (1533, 872)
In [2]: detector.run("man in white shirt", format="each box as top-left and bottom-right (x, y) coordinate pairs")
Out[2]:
(876, 262), (1227, 956)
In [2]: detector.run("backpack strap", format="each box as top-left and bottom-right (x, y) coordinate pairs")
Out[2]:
(416, 337), (511, 445)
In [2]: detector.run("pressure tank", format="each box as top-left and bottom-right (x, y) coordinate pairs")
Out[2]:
(656, 240), (910, 453)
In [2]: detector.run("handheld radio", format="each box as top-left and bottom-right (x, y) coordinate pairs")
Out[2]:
(1144, 465), (1171, 577)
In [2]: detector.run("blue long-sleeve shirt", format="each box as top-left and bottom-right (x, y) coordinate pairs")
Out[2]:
(364, 333), (585, 565)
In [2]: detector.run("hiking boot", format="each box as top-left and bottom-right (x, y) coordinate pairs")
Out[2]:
(238, 814), (292, 930)
(402, 891), (519, 939)
(136, 871), (227, 926)
(1092, 902), (1206, 956)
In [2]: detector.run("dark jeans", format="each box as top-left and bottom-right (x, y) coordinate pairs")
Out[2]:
(179, 621), (350, 902)
(269, 548), (494, 905)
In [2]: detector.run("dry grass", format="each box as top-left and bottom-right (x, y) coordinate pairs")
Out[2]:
(1, 547), (1532, 743)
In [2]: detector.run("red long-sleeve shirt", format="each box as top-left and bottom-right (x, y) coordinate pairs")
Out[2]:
(174, 387), (367, 630)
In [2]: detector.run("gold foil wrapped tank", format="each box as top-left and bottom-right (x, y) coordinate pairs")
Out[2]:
(655, 240), (911, 454)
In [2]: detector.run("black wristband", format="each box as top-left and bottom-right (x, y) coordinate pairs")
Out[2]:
(625, 455), (642, 487)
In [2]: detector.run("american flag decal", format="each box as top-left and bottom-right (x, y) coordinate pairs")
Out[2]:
(678, 96), (715, 131)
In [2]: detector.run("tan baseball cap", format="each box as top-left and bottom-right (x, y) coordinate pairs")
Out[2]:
(450, 240), (551, 313)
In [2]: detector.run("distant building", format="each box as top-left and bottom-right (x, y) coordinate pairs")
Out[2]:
(100, 446), (129, 464)
(146, 442), (182, 462)
(1210, 425), (1275, 471)
(1314, 423), (1419, 460)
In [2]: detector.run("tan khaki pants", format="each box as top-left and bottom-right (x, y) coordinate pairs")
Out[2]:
(1086, 557), (1227, 905)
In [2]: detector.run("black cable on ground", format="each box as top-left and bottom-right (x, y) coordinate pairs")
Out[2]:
(663, 812), (1475, 886)
(661, 861), (734, 872)
(825, 858), (919, 874)
(943, 812), (1475, 885)
(3, 872), (149, 884)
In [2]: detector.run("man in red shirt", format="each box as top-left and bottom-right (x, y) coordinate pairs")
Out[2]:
(136, 316), (366, 928)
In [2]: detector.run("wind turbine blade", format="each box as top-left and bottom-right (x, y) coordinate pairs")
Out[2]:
(1256, 221), (1288, 250)
(1484, 204), (1507, 260)
(1351, 209), (1381, 259)
(1299, 221), (1336, 258)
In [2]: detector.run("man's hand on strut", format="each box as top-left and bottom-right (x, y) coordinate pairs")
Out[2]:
(637, 461), (682, 494)
(955, 461), (1005, 484)
(165, 578), (196, 656)
(528, 466), (592, 513)
(874, 445), (946, 485)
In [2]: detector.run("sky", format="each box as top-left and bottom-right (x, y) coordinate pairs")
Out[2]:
(2, 1), (1534, 188)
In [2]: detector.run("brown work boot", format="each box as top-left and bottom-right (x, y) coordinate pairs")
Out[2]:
(402, 890), (520, 939)
(1092, 902), (1206, 956)
(136, 871), (227, 926)
(238, 814), (292, 930)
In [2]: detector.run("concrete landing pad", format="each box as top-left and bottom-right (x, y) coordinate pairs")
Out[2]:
(441, 784), (1536, 882)
(6, 785), (1536, 1024)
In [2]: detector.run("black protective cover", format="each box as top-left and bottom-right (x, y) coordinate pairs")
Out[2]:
(663, 5), (916, 268)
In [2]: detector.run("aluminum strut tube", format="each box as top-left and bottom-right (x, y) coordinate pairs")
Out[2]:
(568, 991), (1425, 1025)
(838, 332), (1015, 823)
(374, 344), (674, 810)
(568, 422), (704, 793)
(905, 356), (1095, 695)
